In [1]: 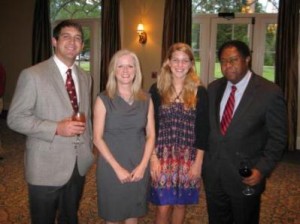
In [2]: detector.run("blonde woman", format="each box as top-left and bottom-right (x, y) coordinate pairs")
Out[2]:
(149, 43), (209, 224)
(93, 50), (155, 224)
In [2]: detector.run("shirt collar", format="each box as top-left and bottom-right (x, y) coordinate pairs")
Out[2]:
(53, 55), (75, 75)
(228, 70), (252, 89)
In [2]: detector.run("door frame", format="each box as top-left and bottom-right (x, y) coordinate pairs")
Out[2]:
(75, 19), (101, 104)
(193, 13), (277, 87)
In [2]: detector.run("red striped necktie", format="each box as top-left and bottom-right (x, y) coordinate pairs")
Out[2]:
(65, 68), (79, 112)
(220, 85), (237, 135)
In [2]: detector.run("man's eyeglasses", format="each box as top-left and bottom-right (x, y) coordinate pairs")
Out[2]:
(220, 57), (240, 66)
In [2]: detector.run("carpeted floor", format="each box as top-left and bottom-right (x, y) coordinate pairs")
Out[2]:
(0, 117), (300, 224)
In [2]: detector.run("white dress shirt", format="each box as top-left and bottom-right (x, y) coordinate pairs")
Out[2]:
(219, 70), (252, 122)
(53, 55), (80, 103)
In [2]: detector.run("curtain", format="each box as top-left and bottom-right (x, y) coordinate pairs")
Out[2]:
(161, 0), (192, 63)
(99, 0), (121, 91)
(32, 0), (52, 65)
(275, 0), (300, 151)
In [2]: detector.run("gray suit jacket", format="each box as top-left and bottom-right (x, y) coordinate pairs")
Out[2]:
(7, 57), (94, 186)
(203, 73), (287, 196)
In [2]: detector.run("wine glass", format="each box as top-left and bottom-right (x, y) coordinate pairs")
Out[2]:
(72, 111), (86, 148)
(239, 159), (255, 196)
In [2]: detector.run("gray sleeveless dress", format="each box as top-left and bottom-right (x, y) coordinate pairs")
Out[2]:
(96, 92), (150, 221)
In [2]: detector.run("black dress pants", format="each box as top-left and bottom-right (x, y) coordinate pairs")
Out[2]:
(28, 163), (85, 224)
(205, 187), (261, 224)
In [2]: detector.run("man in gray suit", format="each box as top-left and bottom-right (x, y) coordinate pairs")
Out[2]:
(202, 40), (287, 224)
(7, 20), (94, 224)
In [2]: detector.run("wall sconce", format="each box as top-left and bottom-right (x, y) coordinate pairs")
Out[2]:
(137, 23), (147, 44)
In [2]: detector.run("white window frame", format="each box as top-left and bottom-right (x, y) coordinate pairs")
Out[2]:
(193, 13), (278, 87)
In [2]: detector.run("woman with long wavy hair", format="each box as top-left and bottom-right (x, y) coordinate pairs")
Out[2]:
(149, 43), (209, 224)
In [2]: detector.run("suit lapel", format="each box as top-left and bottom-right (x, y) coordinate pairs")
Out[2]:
(48, 58), (74, 112)
(74, 65), (86, 111)
(215, 79), (227, 130)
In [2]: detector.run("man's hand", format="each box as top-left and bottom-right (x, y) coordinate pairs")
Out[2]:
(55, 117), (85, 137)
(243, 168), (263, 186)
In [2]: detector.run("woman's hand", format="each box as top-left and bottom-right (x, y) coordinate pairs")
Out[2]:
(188, 149), (204, 181)
(115, 166), (132, 184)
(131, 164), (146, 182)
(150, 155), (161, 181)
(188, 161), (202, 181)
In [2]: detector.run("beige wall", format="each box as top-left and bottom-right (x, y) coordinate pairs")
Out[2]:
(0, 0), (163, 110)
(0, 0), (35, 111)
(1, 0), (299, 149)
(120, 0), (165, 91)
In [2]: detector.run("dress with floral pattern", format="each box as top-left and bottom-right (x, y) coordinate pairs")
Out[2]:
(149, 102), (201, 205)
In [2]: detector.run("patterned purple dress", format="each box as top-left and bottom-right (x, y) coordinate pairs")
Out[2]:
(149, 101), (201, 205)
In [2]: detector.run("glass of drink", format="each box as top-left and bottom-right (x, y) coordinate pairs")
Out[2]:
(72, 111), (86, 148)
(239, 159), (255, 196)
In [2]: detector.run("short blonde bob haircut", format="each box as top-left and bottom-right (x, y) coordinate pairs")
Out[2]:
(157, 42), (201, 109)
(105, 49), (147, 101)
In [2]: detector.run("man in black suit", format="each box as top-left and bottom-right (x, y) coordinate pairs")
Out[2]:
(202, 40), (287, 224)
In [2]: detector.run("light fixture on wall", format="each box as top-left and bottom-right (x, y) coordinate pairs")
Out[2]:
(137, 23), (147, 44)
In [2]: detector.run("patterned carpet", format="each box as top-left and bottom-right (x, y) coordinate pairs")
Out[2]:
(0, 117), (300, 224)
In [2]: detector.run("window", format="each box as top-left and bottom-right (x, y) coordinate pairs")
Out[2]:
(50, 0), (101, 22)
(192, 0), (278, 14)
(192, 0), (279, 85)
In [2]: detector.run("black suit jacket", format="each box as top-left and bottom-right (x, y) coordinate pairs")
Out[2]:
(202, 73), (287, 196)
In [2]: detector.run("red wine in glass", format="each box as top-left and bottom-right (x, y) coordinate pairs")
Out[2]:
(239, 166), (252, 178)
(72, 112), (86, 123)
(239, 160), (255, 196)
(72, 112), (86, 148)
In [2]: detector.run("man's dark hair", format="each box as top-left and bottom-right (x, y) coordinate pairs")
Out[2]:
(217, 40), (251, 60)
(53, 20), (84, 42)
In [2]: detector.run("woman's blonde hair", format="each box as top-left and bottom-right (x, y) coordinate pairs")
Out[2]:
(106, 49), (146, 100)
(157, 43), (200, 109)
